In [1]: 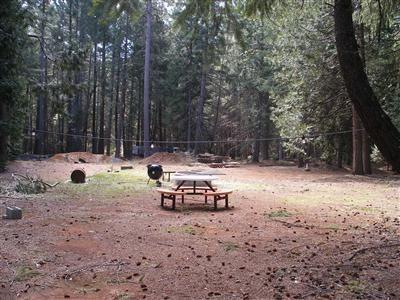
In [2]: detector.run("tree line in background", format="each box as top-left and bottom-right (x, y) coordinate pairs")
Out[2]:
(0, 0), (399, 173)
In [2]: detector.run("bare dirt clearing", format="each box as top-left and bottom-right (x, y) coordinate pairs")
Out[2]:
(1, 160), (399, 299)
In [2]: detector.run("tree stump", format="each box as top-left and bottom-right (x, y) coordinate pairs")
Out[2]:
(71, 169), (86, 183)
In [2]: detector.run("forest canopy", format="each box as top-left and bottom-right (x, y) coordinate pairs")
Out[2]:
(0, 0), (399, 172)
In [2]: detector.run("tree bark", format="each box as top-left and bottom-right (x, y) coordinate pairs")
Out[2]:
(83, 49), (92, 152)
(98, 36), (107, 154)
(259, 92), (270, 161)
(336, 134), (344, 169)
(119, 20), (128, 158)
(143, 0), (152, 157)
(186, 41), (194, 152)
(91, 41), (98, 154)
(34, 0), (48, 155)
(0, 102), (7, 171)
(115, 48), (122, 158)
(334, 0), (400, 172)
(352, 105), (364, 174)
(106, 42), (117, 156)
(124, 76), (135, 159)
(66, 0), (83, 152)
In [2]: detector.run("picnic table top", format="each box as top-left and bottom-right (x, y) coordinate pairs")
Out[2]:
(171, 173), (219, 181)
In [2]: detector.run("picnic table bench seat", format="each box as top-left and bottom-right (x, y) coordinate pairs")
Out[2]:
(156, 188), (186, 210)
(156, 188), (232, 210)
(202, 190), (233, 210)
(171, 185), (217, 192)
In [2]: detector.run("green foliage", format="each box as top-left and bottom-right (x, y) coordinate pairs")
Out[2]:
(14, 266), (40, 282)
(0, 0), (27, 169)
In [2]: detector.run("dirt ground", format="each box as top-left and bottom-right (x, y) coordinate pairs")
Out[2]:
(0, 159), (399, 300)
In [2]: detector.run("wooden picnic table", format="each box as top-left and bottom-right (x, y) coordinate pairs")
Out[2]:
(158, 173), (232, 210)
(162, 171), (176, 182)
(171, 174), (218, 194)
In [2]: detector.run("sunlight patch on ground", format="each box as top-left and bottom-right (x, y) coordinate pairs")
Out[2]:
(57, 170), (153, 199)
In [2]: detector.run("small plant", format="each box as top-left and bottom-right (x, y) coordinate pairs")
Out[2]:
(114, 292), (134, 300)
(224, 242), (239, 252)
(15, 266), (40, 281)
(167, 225), (196, 235)
(346, 280), (365, 294)
(266, 210), (292, 218)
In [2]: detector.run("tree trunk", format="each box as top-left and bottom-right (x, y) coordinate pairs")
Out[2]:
(98, 37), (107, 154)
(115, 48), (122, 158)
(352, 105), (364, 174)
(136, 75), (143, 145)
(91, 41), (98, 153)
(66, 0), (83, 152)
(124, 76), (135, 159)
(194, 63), (207, 155)
(334, 0), (400, 172)
(34, 0), (48, 155)
(83, 49), (92, 152)
(143, 0), (152, 157)
(0, 102), (7, 171)
(120, 21), (128, 158)
(336, 135), (344, 169)
(362, 131), (371, 174)
(106, 42), (117, 156)
(259, 92), (270, 161)
(186, 41), (193, 152)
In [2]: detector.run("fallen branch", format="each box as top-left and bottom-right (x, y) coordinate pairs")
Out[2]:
(12, 173), (59, 194)
(62, 261), (130, 280)
(269, 218), (342, 231)
(348, 242), (400, 261)
(269, 218), (316, 229)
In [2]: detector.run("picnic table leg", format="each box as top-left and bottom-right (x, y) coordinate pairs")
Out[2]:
(172, 195), (176, 210)
(193, 181), (197, 194)
(214, 196), (218, 210)
(175, 180), (186, 191)
(225, 195), (229, 208)
(204, 190), (208, 204)
(161, 193), (164, 207)
(204, 181), (216, 192)
(168, 173), (171, 182)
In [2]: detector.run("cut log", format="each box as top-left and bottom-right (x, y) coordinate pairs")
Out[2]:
(71, 168), (86, 183)
(121, 165), (133, 170)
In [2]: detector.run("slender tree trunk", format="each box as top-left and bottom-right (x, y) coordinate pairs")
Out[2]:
(136, 75), (143, 145)
(66, 0), (83, 152)
(143, 0), (152, 157)
(186, 88), (193, 152)
(83, 50), (92, 152)
(334, 0), (400, 172)
(115, 49), (122, 158)
(106, 42), (117, 156)
(91, 41), (98, 153)
(336, 135), (344, 168)
(260, 92), (270, 161)
(352, 105), (364, 174)
(194, 63), (207, 155)
(124, 76), (135, 159)
(120, 22), (128, 158)
(212, 74), (223, 152)
(98, 37), (107, 154)
(186, 41), (193, 152)
(34, 0), (48, 155)
(0, 102), (7, 171)
(362, 131), (371, 173)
